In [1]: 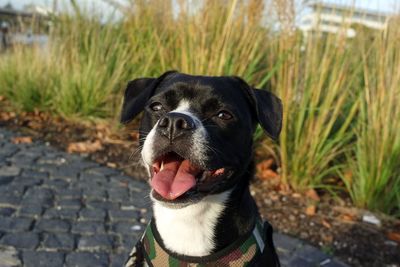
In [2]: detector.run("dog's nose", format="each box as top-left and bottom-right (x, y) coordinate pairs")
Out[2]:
(158, 112), (196, 141)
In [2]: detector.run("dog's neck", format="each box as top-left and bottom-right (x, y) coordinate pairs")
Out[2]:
(153, 172), (257, 257)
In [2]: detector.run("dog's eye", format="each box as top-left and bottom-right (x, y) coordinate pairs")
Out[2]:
(216, 110), (233, 120)
(150, 102), (163, 111)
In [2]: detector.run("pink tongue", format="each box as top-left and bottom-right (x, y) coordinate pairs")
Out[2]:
(151, 159), (197, 200)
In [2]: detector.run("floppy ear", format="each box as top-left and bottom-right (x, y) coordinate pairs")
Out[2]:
(233, 77), (282, 140)
(250, 88), (283, 140)
(120, 71), (177, 124)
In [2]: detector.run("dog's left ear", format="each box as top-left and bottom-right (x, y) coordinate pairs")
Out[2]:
(120, 71), (177, 124)
(233, 77), (283, 140)
(251, 88), (283, 140)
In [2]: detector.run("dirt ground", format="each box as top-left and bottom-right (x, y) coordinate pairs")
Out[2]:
(0, 108), (399, 267)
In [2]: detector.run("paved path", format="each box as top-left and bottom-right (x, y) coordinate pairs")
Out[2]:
(0, 127), (348, 267)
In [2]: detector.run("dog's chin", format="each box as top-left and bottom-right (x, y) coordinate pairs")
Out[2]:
(150, 190), (203, 209)
(147, 151), (235, 208)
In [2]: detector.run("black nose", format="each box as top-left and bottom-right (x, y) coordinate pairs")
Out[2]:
(157, 112), (196, 141)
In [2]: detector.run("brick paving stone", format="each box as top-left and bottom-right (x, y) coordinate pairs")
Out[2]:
(107, 188), (130, 201)
(11, 176), (43, 187)
(71, 221), (106, 235)
(0, 194), (21, 207)
(274, 232), (302, 253)
(22, 187), (54, 208)
(43, 207), (79, 220)
(0, 176), (14, 186)
(110, 253), (129, 267)
(65, 252), (108, 267)
(19, 205), (44, 218)
(125, 197), (152, 209)
(78, 208), (106, 221)
(0, 166), (21, 177)
(110, 221), (143, 235)
(0, 232), (39, 249)
(108, 209), (140, 222)
(45, 178), (70, 190)
(77, 235), (113, 252)
(8, 153), (38, 165)
(294, 244), (331, 264)
(127, 179), (149, 192)
(0, 246), (21, 267)
(22, 251), (64, 267)
(35, 219), (71, 233)
(322, 259), (350, 267)
(50, 168), (79, 181)
(21, 169), (49, 179)
(82, 188), (107, 200)
(85, 166), (120, 177)
(85, 200), (119, 210)
(55, 188), (82, 199)
(119, 234), (140, 252)
(111, 175), (133, 185)
(37, 156), (67, 166)
(42, 233), (76, 251)
(0, 217), (33, 232)
(0, 144), (19, 158)
(0, 207), (16, 217)
(0, 185), (25, 197)
(57, 199), (82, 209)
(277, 250), (291, 267)
(286, 256), (316, 267)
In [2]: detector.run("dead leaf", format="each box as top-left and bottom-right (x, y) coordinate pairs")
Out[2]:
(0, 95), (4, 101)
(321, 233), (333, 243)
(257, 159), (274, 171)
(339, 213), (356, 222)
(387, 232), (400, 243)
(269, 194), (279, 201)
(107, 162), (117, 168)
(11, 136), (33, 144)
(258, 169), (279, 180)
(67, 140), (102, 153)
(27, 121), (42, 130)
(129, 132), (140, 141)
(322, 219), (332, 229)
(0, 111), (16, 121)
(292, 193), (301, 198)
(343, 170), (353, 186)
(306, 205), (316, 216)
(305, 189), (320, 201)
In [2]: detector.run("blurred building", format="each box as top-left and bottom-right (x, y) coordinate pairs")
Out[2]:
(0, 3), (52, 49)
(299, 1), (391, 38)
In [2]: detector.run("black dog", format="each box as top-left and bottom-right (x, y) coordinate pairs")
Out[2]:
(121, 71), (282, 267)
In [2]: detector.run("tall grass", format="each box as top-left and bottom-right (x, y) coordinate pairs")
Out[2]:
(0, 0), (399, 217)
(343, 23), (400, 215)
(270, 32), (359, 190)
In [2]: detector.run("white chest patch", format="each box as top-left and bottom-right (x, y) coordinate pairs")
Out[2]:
(153, 191), (231, 257)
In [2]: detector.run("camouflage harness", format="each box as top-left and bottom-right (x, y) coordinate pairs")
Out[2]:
(125, 218), (277, 267)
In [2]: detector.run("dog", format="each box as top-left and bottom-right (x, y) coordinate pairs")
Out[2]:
(121, 71), (282, 267)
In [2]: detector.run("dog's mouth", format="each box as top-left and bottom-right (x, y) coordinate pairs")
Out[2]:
(150, 151), (228, 201)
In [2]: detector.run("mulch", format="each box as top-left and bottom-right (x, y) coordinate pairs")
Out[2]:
(0, 107), (399, 267)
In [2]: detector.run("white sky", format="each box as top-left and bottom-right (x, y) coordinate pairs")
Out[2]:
(1, 0), (398, 15)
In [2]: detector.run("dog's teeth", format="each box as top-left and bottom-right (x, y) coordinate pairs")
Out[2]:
(160, 161), (164, 171)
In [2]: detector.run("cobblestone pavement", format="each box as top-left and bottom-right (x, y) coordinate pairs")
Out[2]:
(0, 127), (349, 267)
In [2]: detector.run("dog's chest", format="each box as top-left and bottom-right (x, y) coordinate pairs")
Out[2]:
(153, 192), (229, 257)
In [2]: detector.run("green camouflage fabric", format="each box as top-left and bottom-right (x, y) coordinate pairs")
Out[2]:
(134, 220), (266, 267)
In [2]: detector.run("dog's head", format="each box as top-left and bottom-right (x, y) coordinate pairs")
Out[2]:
(121, 71), (282, 207)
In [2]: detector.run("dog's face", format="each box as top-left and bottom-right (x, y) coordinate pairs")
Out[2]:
(121, 71), (282, 208)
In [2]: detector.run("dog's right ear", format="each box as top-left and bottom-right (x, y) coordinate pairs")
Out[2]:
(120, 71), (177, 124)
